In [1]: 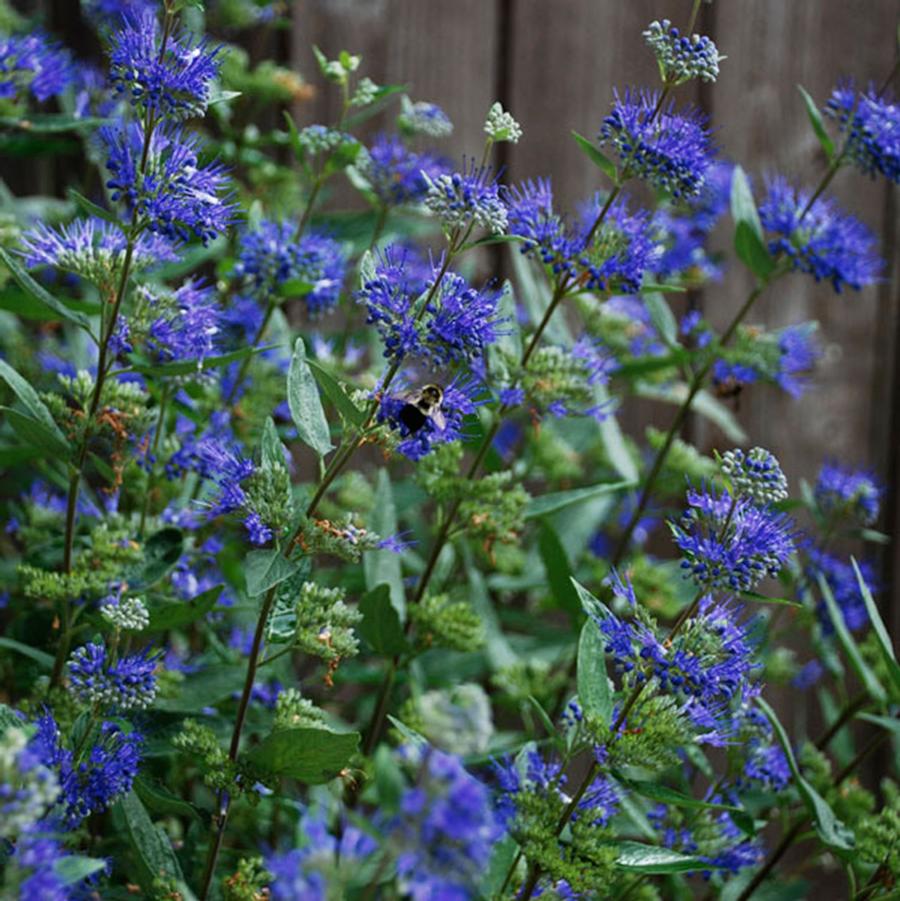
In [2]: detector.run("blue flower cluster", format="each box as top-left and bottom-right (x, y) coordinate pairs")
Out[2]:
(110, 12), (222, 120)
(643, 19), (722, 84)
(32, 712), (143, 826)
(814, 461), (881, 526)
(424, 161), (508, 235)
(68, 641), (159, 711)
(759, 176), (882, 292)
(235, 220), (348, 317)
(265, 806), (376, 899)
(0, 32), (73, 103)
(361, 133), (450, 206)
(391, 746), (502, 900)
(825, 81), (899, 184)
(600, 89), (715, 197)
(504, 178), (657, 293)
(103, 122), (236, 245)
(144, 279), (221, 365)
(672, 485), (796, 593)
(807, 546), (877, 633)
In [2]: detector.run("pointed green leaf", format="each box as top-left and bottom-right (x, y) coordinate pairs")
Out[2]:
(147, 585), (222, 632)
(363, 469), (405, 619)
(127, 344), (274, 379)
(307, 357), (366, 427)
(644, 292), (679, 348)
(730, 165), (764, 241)
(246, 726), (359, 783)
(68, 189), (120, 225)
(572, 131), (618, 183)
(538, 523), (581, 619)
(358, 583), (408, 655)
(734, 220), (776, 280)
(757, 697), (856, 851)
(525, 480), (634, 520)
(818, 573), (886, 703)
(798, 85), (835, 161)
(245, 549), (297, 598)
(53, 855), (108, 886)
(288, 337), (333, 457)
(851, 557), (900, 692)
(0, 637), (54, 669)
(577, 618), (612, 725)
(116, 791), (187, 887)
(1, 406), (70, 457)
(615, 841), (724, 874)
(0, 245), (92, 329)
(0, 357), (70, 449)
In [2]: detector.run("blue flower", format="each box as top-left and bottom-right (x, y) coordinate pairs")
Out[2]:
(759, 175), (882, 291)
(32, 713), (143, 826)
(814, 462), (881, 526)
(720, 447), (788, 505)
(775, 323), (821, 397)
(825, 81), (899, 183)
(110, 12), (222, 120)
(792, 659), (824, 689)
(359, 245), (505, 366)
(0, 33), (73, 103)
(361, 133), (450, 206)
(6, 826), (90, 899)
(102, 122), (236, 244)
(68, 642), (159, 711)
(672, 486), (796, 593)
(20, 218), (179, 287)
(807, 547), (876, 633)
(600, 89), (715, 198)
(575, 194), (658, 293)
(146, 279), (220, 365)
(503, 178), (576, 272)
(424, 160), (508, 235)
(235, 220), (347, 317)
(266, 805), (377, 900)
(391, 746), (503, 901)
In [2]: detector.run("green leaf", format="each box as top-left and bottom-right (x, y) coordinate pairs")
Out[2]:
(577, 618), (612, 725)
(798, 85), (835, 161)
(0, 357), (70, 450)
(614, 774), (755, 835)
(636, 383), (747, 443)
(526, 694), (558, 738)
(307, 358), (366, 427)
(116, 791), (188, 887)
(730, 165), (775, 280)
(1, 406), (70, 458)
(147, 585), (222, 632)
(68, 189), (120, 225)
(358, 583), (408, 655)
(757, 697), (855, 852)
(0, 245), (92, 330)
(482, 835), (520, 898)
(155, 665), (245, 713)
(260, 416), (286, 471)
(817, 573), (886, 703)
(738, 590), (803, 609)
(288, 337), (333, 457)
(644, 292), (679, 348)
(278, 277), (314, 298)
(734, 220), (776, 280)
(245, 549), (297, 598)
(572, 131), (618, 183)
(614, 841), (722, 874)
(458, 233), (526, 252)
(538, 523), (581, 619)
(133, 776), (202, 822)
(525, 479), (634, 520)
(858, 712), (900, 737)
(570, 578), (612, 621)
(128, 528), (184, 590)
(386, 715), (428, 747)
(0, 637), (54, 669)
(363, 469), (405, 619)
(0, 114), (111, 133)
(245, 726), (359, 784)
(597, 393), (639, 483)
(53, 855), (108, 886)
(852, 557), (900, 693)
(730, 165), (765, 241)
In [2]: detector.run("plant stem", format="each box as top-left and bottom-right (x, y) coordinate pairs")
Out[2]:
(139, 385), (170, 538)
(225, 297), (277, 406)
(198, 584), (278, 901)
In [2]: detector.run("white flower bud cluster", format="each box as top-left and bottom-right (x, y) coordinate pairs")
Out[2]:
(644, 19), (722, 84)
(101, 595), (150, 632)
(484, 102), (522, 144)
(424, 171), (508, 236)
(721, 447), (788, 505)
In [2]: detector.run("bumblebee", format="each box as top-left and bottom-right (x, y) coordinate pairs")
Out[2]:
(398, 383), (446, 433)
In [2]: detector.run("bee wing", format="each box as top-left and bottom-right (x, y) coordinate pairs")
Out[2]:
(431, 409), (447, 432)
